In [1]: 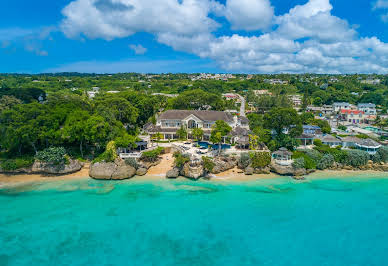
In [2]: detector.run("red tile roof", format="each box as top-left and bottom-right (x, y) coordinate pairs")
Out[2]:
(340, 109), (364, 115)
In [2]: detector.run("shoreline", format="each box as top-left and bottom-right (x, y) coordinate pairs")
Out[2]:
(1, 168), (387, 189)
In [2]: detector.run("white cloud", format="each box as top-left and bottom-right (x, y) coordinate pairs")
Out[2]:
(61, 0), (220, 40)
(225, 0), (274, 31)
(129, 44), (147, 55)
(373, 0), (388, 9)
(60, 0), (388, 73)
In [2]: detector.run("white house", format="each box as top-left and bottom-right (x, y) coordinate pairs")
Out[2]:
(357, 103), (376, 115)
(333, 102), (350, 112)
(145, 110), (249, 140)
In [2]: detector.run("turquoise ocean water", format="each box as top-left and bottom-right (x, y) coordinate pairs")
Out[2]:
(1, 173), (388, 266)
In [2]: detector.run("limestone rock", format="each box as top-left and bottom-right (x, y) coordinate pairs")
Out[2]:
(254, 166), (271, 174)
(211, 156), (237, 174)
(244, 167), (254, 175)
(136, 168), (148, 176)
(166, 168), (180, 179)
(270, 162), (306, 176)
(31, 159), (82, 175)
(89, 160), (136, 180)
(181, 163), (204, 180)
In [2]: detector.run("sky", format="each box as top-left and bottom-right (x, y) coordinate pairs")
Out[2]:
(1, 0), (388, 74)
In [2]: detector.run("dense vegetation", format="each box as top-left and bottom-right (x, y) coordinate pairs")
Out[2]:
(0, 73), (387, 166)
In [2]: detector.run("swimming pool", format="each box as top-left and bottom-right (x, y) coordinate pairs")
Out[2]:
(197, 141), (231, 150)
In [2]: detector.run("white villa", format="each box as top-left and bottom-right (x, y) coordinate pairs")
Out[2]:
(144, 110), (249, 141)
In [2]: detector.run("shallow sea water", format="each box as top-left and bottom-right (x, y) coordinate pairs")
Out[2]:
(1, 174), (388, 266)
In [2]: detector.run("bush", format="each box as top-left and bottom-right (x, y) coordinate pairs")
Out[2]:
(292, 151), (316, 169)
(371, 153), (381, 163)
(36, 147), (67, 165)
(141, 147), (164, 162)
(93, 141), (117, 163)
(173, 152), (190, 168)
(317, 154), (335, 170)
(202, 156), (215, 172)
(0, 157), (35, 171)
(304, 149), (322, 163)
(125, 158), (139, 169)
(376, 146), (388, 163)
(239, 153), (251, 168)
(344, 150), (370, 167)
(292, 157), (305, 169)
(250, 152), (271, 168)
(313, 139), (323, 147)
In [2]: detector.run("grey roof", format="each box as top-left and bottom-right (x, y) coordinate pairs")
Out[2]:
(320, 135), (342, 143)
(238, 116), (249, 124)
(340, 136), (361, 143)
(356, 138), (381, 148)
(357, 103), (376, 108)
(232, 126), (251, 137)
(145, 125), (178, 133)
(273, 147), (293, 156)
(296, 133), (314, 139)
(158, 110), (234, 123)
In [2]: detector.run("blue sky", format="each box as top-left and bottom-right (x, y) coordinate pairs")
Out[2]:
(1, 0), (388, 74)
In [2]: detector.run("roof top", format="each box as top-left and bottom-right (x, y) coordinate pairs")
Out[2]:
(356, 138), (382, 148)
(357, 103), (376, 108)
(158, 110), (234, 123)
(320, 135), (341, 143)
(340, 136), (361, 143)
(273, 147), (293, 156)
(340, 109), (364, 115)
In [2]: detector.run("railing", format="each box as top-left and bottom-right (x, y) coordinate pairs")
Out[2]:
(119, 152), (141, 159)
(273, 159), (293, 166)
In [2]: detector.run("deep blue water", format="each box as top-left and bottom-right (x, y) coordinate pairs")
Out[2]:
(1, 174), (388, 266)
(198, 141), (231, 150)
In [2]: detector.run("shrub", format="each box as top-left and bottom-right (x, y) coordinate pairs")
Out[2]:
(292, 151), (316, 169)
(36, 147), (67, 165)
(371, 153), (381, 164)
(93, 141), (117, 163)
(250, 152), (271, 168)
(304, 149), (322, 163)
(338, 125), (347, 131)
(292, 157), (305, 169)
(173, 152), (190, 168)
(0, 157), (35, 171)
(344, 150), (370, 167)
(376, 146), (388, 163)
(125, 158), (139, 169)
(313, 139), (323, 147)
(202, 156), (215, 173)
(239, 153), (251, 168)
(141, 147), (164, 162)
(317, 154), (335, 170)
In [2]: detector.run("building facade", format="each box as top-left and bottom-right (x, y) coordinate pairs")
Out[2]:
(145, 110), (249, 140)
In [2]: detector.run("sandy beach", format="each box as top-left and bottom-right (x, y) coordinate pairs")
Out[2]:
(1, 154), (387, 189)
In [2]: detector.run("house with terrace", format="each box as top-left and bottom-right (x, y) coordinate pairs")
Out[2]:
(144, 110), (249, 141)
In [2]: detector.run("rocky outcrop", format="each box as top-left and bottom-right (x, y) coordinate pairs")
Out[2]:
(181, 163), (204, 180)
(89, 159), (136, 180)
(270, 162), (306, 177)
(138, 158), (162, 170)
(136, 168), (148, 176)
(166, 168), (180, 179)
(211, 156), (238, 174)
(32, 160), (82, 175)
(244, 166), (254, 175)
(254, 166), (271, 174)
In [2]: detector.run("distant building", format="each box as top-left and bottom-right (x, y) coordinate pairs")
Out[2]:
(355, 139), (382, 155)
(303, 125), (322, 135)
(333, 102), (350, 112)
(340, 110), (366, 124)
(253, 90), (272, 96)
(264, 79), (289, 85)
(107, 91), (120, 94)
(272, 148), (293, 166)
(319, 135), (342, 147)
(289, 95), (302, 107)
(357, 103), (376, 115)
(361, 79), (381, 85)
